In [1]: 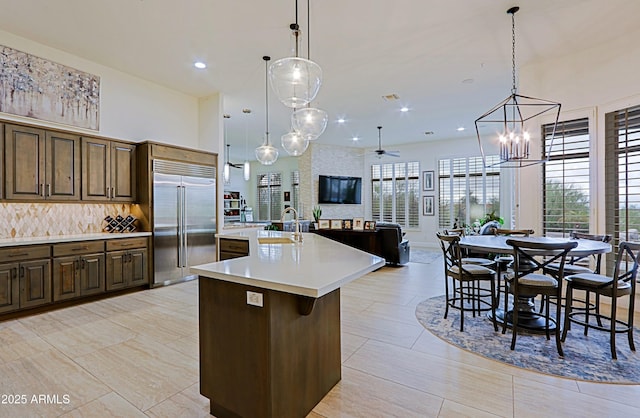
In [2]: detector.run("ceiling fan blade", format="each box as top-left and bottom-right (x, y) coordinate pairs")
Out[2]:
(385, 151), (400, 157)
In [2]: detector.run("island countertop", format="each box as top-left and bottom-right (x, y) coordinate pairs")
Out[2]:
(191, 229), (385, 298)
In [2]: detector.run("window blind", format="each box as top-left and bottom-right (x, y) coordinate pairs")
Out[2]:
(542, 118), (590, 237)
(438, 155), (500, 229)
(605, 105), (640, 273)
(370, 161), (419, 228)
(257, 172), (282, 221)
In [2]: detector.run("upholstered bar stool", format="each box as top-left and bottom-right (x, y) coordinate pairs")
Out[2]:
(562, 241), (640, 359)
(543, 232), (612, 319)
(504, 238), (577, 357)
(437, 233), (497, 332)
(444, 229), (496, 268)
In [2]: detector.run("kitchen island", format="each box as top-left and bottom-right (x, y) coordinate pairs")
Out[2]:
(191, 230), (385, 418)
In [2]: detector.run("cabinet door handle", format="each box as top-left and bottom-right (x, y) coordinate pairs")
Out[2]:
(11, 267), (17, 279)
(111, 187), (115, 199)
(128, 253), (132, 263)
(47, 184), (51, 197)
(40, 183), (45, 197)
(8, 253), (29, 258)
(75, 259), (80, 270)
(82, 258), (86, 269)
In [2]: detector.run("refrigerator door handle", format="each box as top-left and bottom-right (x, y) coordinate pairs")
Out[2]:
(177, 185), (183, 268)
(181, 185), (188, 268)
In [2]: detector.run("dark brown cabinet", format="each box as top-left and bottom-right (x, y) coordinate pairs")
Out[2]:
(219, 238), (249, 260)
(105, 238), (148, 291)
(4, 125), (80, 200)
(0, 245), (51, 313)
(52, 241), (105, 302)
(81, 137), (136, 202)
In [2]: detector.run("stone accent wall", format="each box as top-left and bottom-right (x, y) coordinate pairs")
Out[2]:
(298, 143), (365, 221)
(0, 203), (134, 238)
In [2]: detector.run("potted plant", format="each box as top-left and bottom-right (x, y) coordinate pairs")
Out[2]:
(312, 206), (322, 229)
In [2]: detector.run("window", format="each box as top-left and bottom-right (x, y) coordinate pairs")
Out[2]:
(257, 172), (282, 221)
(438, 156), (500, 229)
(291, 170), (300, 213)
(371, 162), (419, 228)
(605, 105), (640, 272)
(542, 118), (590, 237)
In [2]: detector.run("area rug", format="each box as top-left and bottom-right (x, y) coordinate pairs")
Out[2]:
(415, 295), (640, 383)
(410, 249), (441, 264)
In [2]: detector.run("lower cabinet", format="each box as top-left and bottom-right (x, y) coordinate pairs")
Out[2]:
(53, 241), (106, 302)
(0, 245), (52, 314)
(0, 237), (149, 317)
(106, 238), (148, 291)
(219, 238), (249, 260)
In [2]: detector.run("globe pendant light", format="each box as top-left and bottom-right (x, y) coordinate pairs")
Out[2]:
(291, 106), (328, 140)
(475, 6), (560, 168)
(242, 108), (251, 181)
(269, 0), (322, 109)
(281, 130), (309, 156)
(255, 56), (279, 165)
(269, 24), (322, 109)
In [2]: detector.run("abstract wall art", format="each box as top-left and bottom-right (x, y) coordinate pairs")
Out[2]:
(0, 45), (100, 130)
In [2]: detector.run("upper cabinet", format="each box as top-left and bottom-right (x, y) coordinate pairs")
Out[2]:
(81, 137), (136, 202)
(4, 124), (80, 200)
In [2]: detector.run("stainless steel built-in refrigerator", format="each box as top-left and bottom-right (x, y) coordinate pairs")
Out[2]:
(152, 160), (216, 286)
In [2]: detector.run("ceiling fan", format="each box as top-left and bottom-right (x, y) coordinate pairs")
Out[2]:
(225, 144), (244, 169)
(373, 126), (400, 158)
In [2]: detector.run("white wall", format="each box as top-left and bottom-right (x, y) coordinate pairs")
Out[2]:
(518, 31), (640, 236)
(0, 30), (201, 148)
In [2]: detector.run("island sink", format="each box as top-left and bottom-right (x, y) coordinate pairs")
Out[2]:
(257, 236), (297, 244)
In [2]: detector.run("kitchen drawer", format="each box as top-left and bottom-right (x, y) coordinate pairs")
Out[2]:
(0, 245), (50, 263)
(53, 241), (104, 257)
(106, 237), (148, 251)
(219, 238), (249, 255)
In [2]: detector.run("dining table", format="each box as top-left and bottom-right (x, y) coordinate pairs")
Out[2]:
(459, 234), (612, 331)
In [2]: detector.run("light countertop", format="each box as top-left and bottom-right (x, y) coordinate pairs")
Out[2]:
(191, 230), (385, 298)
(0, 232), (152, 247)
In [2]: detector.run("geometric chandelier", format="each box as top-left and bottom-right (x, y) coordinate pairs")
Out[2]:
(475, 6), (561, 168)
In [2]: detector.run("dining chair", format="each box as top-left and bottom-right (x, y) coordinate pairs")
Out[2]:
(561, 241), (640, 359)
(494, 229), (535, 302)
(436, 233), (497, 332)
(542, 232), (612, 319)
(504, 238), (578, 356)
(444, 229), (495, 268)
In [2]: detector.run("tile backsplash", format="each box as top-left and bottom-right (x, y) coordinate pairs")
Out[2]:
(0, 203), (134, 238)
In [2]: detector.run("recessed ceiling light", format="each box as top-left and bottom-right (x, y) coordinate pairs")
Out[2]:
(194, 61), (207, 69)
(457, 127), (465, 131)
(424, 131), (434, 135)
(337, 118), (345, 124)
(400, 106), (409, 112)
(382, 94), (400, 101)
(352, 136), (359, 141)
(462, 78), (474, 84)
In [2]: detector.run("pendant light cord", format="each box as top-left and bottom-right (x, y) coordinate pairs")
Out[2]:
(263, 56), (270, 143)
(511, 9), (517, 94)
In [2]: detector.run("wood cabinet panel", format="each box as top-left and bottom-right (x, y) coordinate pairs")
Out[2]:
(81, 137), (110, 200)
(106, 238), (147, 291)
(81, 253), (105, 296)
(19, 259), (51, 309)
(46, 131), (80, 200)
(52, 256), (79, 302)
(0, 263), (19, 314)
(53, 241), (104, 257)
(81, 137), (136, 202)
(5, 124), (46, 199)
(111, 142), (136, 201)
(0, 246), (51, 264)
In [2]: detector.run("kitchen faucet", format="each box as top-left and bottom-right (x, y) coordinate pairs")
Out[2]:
(281, 207), (302, 243)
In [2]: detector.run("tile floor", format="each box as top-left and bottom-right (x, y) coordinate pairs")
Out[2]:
(1, 259), (640, 417)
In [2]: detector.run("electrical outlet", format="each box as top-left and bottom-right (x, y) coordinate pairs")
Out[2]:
(246, 291), (263, 307)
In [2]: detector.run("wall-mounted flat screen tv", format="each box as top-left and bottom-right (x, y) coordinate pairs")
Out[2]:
(318, 175), (362, 204)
